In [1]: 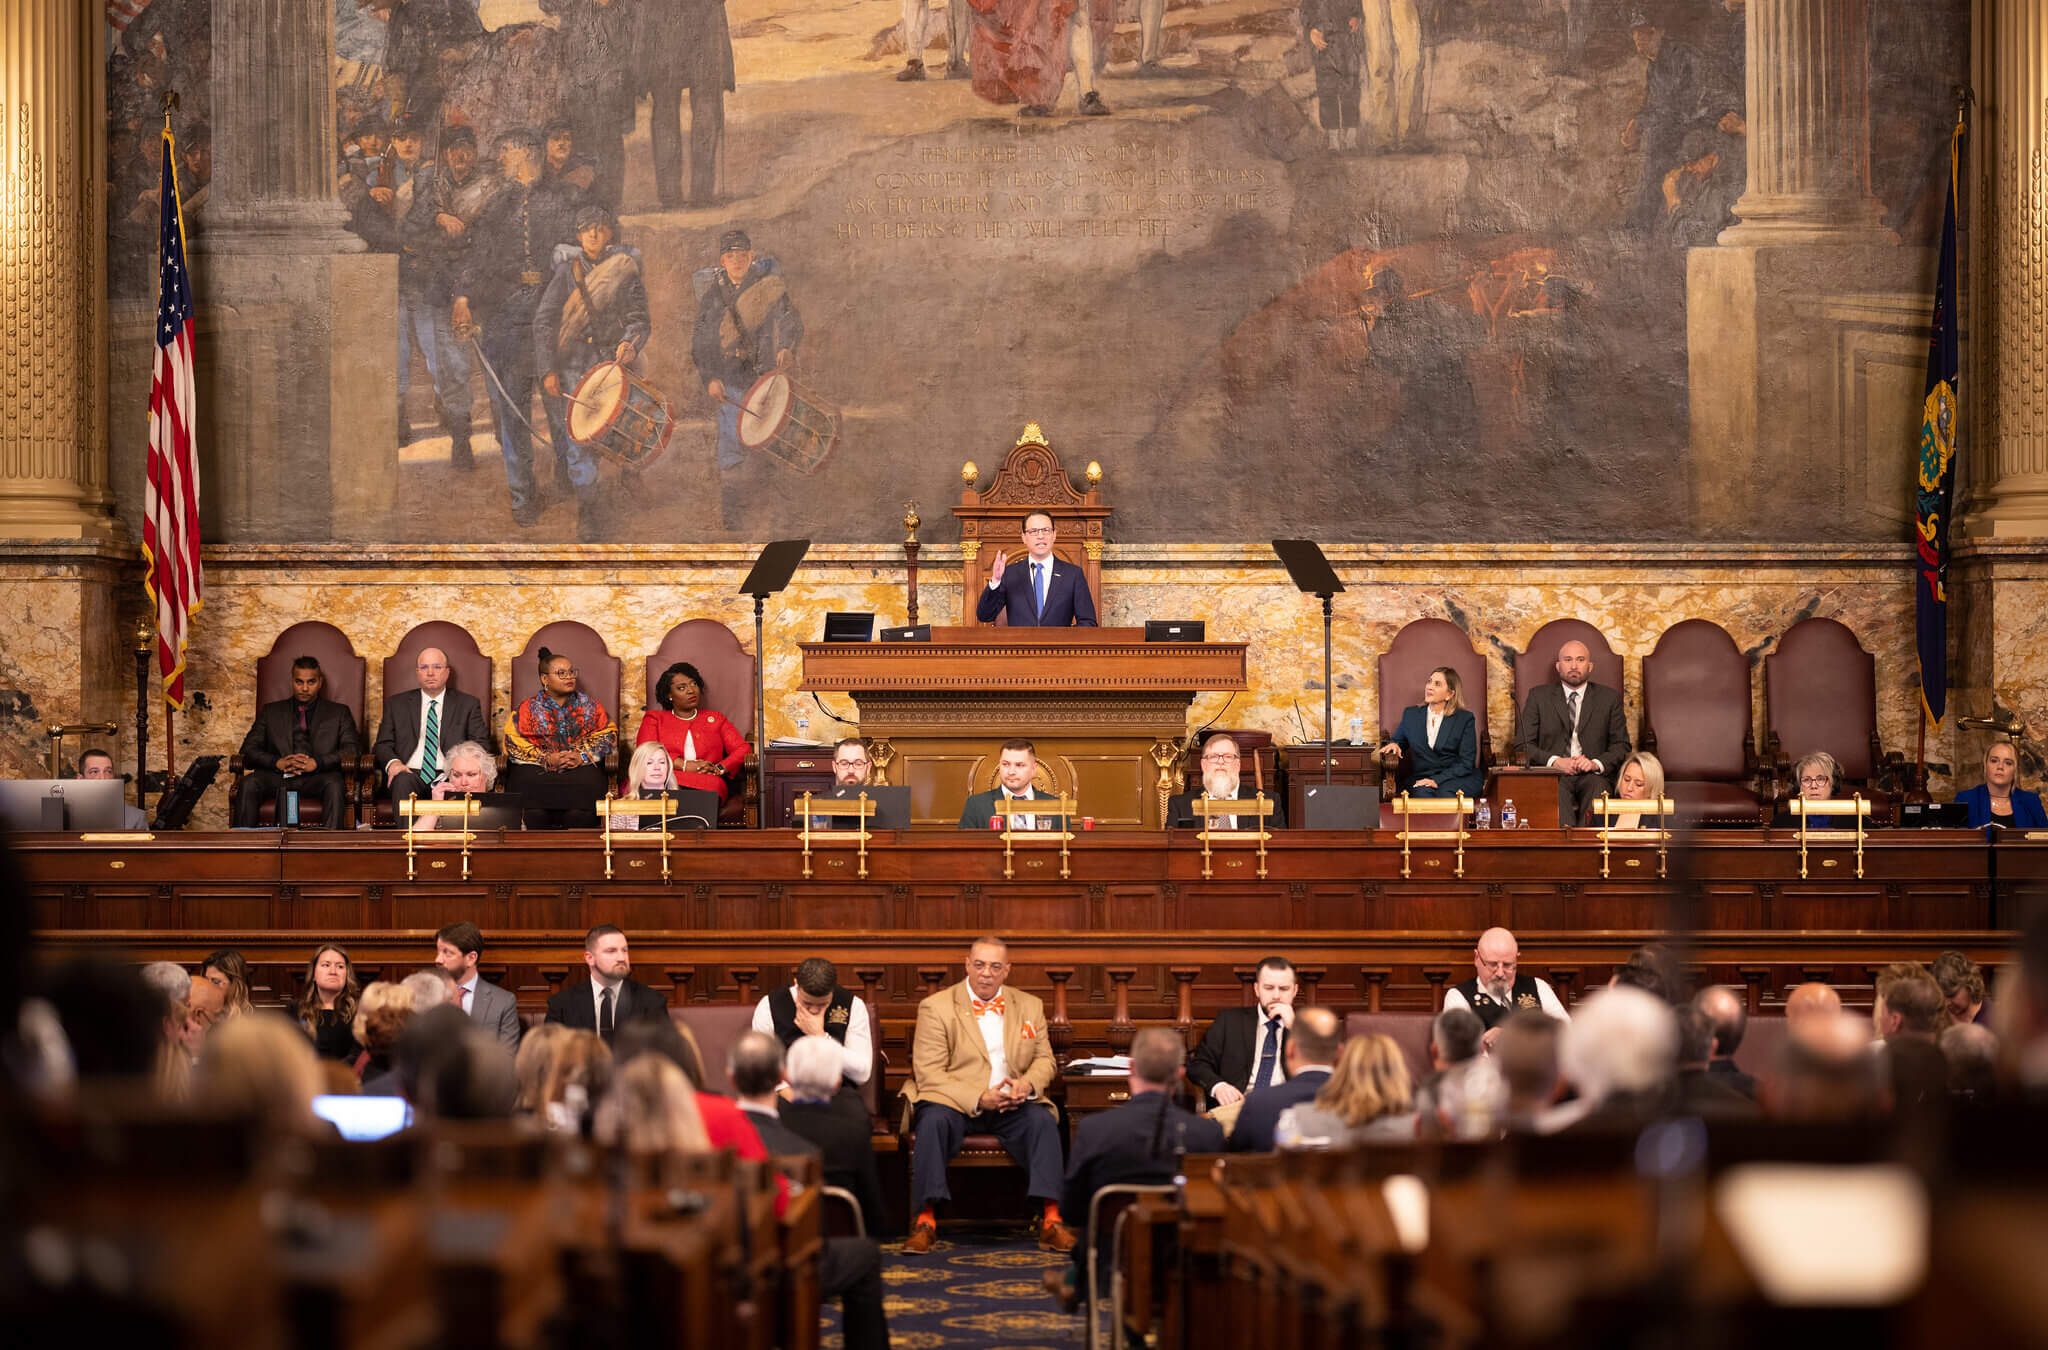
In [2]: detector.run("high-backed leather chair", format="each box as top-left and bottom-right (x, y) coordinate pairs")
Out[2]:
(1640, 619), (1764, 823)
(1513, 619), (1625, 715)
(366, 621), (493, 827)
(1764, 617), (1905, 819)
(1377, 618), (1489, 796)
(1343, 1010), (1435, 1084)
(1179, 728), (1278, 798)
(671, 1004), (757, 1093)
(642, 618), (759, 827)
(508, 622), (624, 781)
(227, 621), (367, 828)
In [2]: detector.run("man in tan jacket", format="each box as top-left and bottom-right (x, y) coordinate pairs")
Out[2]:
(901, 936), (1075, 1253)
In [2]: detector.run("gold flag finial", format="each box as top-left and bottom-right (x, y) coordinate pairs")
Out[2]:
(1016, 422), (1048, 447)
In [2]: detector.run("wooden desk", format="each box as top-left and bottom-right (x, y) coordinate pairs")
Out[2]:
(799, 627), (1248, 828)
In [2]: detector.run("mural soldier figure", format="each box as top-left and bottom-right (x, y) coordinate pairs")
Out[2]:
(637, 0), (737, 207)
(897, 0), (970, 81)
(401, 123), (490, 466)
(540, 0), (634, 209)
(692, 229), (804, 530)
(453, 128), (579, 527)
(375, 0), (484, 125)
(542, 120), (601, 202)
(1622, 10), (1713, 233)
(537, 204), (651, 543)
(1302, 0), (1363, 151)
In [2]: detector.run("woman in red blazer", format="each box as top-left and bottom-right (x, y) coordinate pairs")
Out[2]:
(635, 661), (750, 804)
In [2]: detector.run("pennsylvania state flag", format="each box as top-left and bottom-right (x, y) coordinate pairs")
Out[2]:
(1915, 116), (1963, 726)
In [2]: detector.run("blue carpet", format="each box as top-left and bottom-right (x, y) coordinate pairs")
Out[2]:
(822, 1226), (1089, 1348)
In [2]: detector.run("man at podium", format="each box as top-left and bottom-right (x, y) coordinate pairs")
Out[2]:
(976, 512), (1098, 627)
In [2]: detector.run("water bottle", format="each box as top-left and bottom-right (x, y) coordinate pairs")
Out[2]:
(1476, 798), (1491, 830)
(794, 706), (810, 742)
(1501, 798), (1518, 830)
(1348, 714), (1364, 745)
(284, 790), (300, 826)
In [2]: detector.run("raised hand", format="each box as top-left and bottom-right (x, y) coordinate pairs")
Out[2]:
(988, 548), (1010, 581)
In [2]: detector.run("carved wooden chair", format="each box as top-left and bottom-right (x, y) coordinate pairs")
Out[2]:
(955, 430), (1109, 625)
(1764, 616), (1907, 820)
(365, 620), (493, 827)
(1640, 619), (1766, 823)
(1512, 618), (1626, 738)
(643, 618), (760, 828)
(227, 621), (367, 828)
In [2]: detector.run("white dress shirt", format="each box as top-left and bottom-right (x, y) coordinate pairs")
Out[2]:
(1426, 709), (1442, 749)
(405, 690), (447, 772)
(1442, 977), (1572, 1021)
(974, 984), (1009, 1088)
(1001, 786), (1040, 831)
(750, 987), (874, 1085)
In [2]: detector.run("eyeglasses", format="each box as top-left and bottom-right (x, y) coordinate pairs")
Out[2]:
(1478, 959), (1517, 974)
(834, 758), (869, 768)
(1022, 526), (1054, 536)
(1201, 752), (1240, 763)
(1799, 775), (1832, 787)
(548, 666), (580, 677)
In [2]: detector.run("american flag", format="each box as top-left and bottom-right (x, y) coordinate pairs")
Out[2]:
(106, 0), (153, 37)
(143, 126), (202, 710)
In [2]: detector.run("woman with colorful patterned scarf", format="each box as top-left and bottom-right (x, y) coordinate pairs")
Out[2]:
(504, 647), (617, 828)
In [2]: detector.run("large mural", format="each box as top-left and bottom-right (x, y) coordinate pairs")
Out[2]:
(105, 0), (1967, 544)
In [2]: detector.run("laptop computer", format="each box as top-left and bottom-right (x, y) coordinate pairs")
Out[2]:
(616, 787), (723, 830)
(822, 612), (875, 642)
(812, 784), (910, 829)
(0, 779), (130, 832)
(1145, 619), (1205, 642)
(1301, 783), (1378, 830)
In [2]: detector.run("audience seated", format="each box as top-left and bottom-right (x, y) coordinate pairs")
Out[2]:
(543, 925), (668, 1044)
(957, 739), (1069, 830)
(201, 949), (255, 1017)
(1773, 750), (1858, 827)
(538, 1029), (612, 1132)
(1784, 980), (1842, 1026)
(1693, 985), (1756, 1098)
(392, 1004), (518, 1120)
(1276, 1032), (1418, 1147)
(598, 1052), (710, 1152)
(1514, 638), (1631, 824)
(504, 646), (616, 830)
(402, 966), (456, 1011)
(1227, 1006), (1341, 1152)
(77, 749), (149, 829)
(782, 1033), (889, 1233)
(608, 1017), (769, 1162)
(1611, 945), (1679, 1003)
(513, 1022), (573, 1114)
(751, 956), (873, 1121)
(1941, 1023), (1999, 1103)
(183, 974), (224, 1064)
(1673, 1005), (1759, 1118)
(140, 961), (193, 1101)
(433, 921), (522, 1045)
(1955, 738), (2046, 829)
(1443, 927), (1570, 1029)
(1609, 751), (1667, 828)
(1931, 950), (1990, 1027)
(1187, 955), (1297, 1113)
(1166, 734), (1287, 827)
(1375, 666), (1482, 800)
(233, 655), (360, 829)
(353, 981), (415, 1093)
(1494, 1008), (1564, 1130)
(1413, 1007), (1487, 1135)
(409, 740), (498, 831)
(1547, 985), (1677, 1133)
(636, 661), (750, 811)
(297, 944), (362, 1062)
(372, 646), (490, 810)
(902, 936), (1073, 1253)
(196, 1012), (327, 1136)
(1874, 962), (1948, 1110)
(1764, 1011), (1886, 1122)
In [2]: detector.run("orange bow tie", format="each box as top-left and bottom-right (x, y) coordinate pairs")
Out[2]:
(973, 996), (1005, 1016)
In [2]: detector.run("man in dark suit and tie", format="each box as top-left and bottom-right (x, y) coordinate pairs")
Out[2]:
(543, 924), (669, 1044)
(1513, 638), (1630, 824)
(958, 739), (1072, 831)
(1186, 955), (1297, 1111)
(1227, 1006), (1342, 1152)
(1167, 735), (1286, 829)
(233, 656), (361, 827)
(975, 511), (1098, 627)
(372, 647), (491, 809)
(433, 920), (523, 1047)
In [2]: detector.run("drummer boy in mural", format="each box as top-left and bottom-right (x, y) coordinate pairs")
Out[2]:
(692, 228), (804, 531)
(538, 203), (651, 542)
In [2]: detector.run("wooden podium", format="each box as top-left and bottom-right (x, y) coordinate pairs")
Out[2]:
(798, 628), (1248, 827)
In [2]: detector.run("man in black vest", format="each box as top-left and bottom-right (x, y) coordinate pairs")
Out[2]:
(1442, 927), (1570, 1034)
(751, 957), (873, 1121)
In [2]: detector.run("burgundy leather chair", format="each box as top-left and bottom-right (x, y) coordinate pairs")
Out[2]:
(1764, 617), (1906, 819)
(1179, 728), (1279, 799)
(508, 622), (624, 783)
(672, 1003), (758, 1092)
(367, 621), (493, 827)
(1512, 618), (1625, 714)
(1377, 617), (1490, 797)
(642, 618), (759, 827)
(1343, 1010), (1436, 1084)
(1640, 619), (1765, 823)
(227, 621), (367, 828)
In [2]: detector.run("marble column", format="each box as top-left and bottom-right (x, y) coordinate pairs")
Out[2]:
(1964, 0), (2048, 538)
(1718, 0), (1897, 247)
(205, 0), (358, 251)
(0, 0), (115, 538)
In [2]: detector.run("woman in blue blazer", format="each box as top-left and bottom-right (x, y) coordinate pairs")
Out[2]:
(1375, 666), (1482, 799)
(1955, 738), (2047, 829)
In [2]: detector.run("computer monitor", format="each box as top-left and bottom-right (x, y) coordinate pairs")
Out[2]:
(624, 787), (723, 830)
(1145, 620), (1205, 642)
(822, 612), (874, 642)
(880, 624), (931, 643)
(1301, 783), (1377, 830)
(0, 779), (129, 833)
(817, 784), (910, 829)
(1899, 801), (1971, 829)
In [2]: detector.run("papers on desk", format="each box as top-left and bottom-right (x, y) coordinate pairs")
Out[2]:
(768, 737), (831, 747)
(1065, 1056), (1133, 1074)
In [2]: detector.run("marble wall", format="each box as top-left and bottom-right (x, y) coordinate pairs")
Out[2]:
(6, 537), (2038, 829)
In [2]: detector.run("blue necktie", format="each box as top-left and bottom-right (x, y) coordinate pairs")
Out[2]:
(1252, 1015), (1281, 1090)
(1033, 562), (1047, 617)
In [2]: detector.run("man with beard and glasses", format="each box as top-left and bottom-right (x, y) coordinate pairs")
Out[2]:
(1443, 927), (1570, 1035)
(1167, 734), (1286, 829)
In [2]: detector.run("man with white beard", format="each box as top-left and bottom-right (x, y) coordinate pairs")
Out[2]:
(1443, 927), (1570, 1031)
(1167, 734), (1287, 829)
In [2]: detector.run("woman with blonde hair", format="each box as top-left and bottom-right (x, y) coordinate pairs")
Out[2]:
(197, 1014), (327, 1137)
(598, 1053), (711, 1153)
(514, 1022), (574, 1114)
(202, 948), (256, 1018)
(1375, 666), (1482, 799)
(540, 1030), (615, 1133)
(352, 981), (417, 1093)
(1276, 1033), (1417, 1148)
(1609, 751), (1666, 829)
(1955, 738), (2046, 829)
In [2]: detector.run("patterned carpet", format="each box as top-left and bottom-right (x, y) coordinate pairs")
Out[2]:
(822, 1225), (1090, 1349)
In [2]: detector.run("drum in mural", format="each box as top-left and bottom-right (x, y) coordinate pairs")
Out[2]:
(737, 370), (842, 476)
(569, 361), (676, 469)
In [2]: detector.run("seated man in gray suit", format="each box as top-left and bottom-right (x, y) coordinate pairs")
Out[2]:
(433, 920), (523, 1046)
(1513, 639), (1630, 824)
(373, 647), (491, 810)
(958, 738), (1071, 831)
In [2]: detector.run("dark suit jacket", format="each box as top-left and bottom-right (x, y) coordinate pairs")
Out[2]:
(739, 1103), (822, 1159)
(1187, 1006), (1288, 1105)
(1674, 1068), (1759, 1119)
(1167, 791), (1286, 830)
(1062, 1092), (1226, 1248)
(1387, 705), (1482, 798)
(957, 787), (1072, 831)
(372, 688), (491, 778)
(974, 556), (1098, 627)
(1228, 1069), (1330, 1152)
(1514, 681), (1630, 775)
(782, 1097), (889, 1234)
(1706, 1057), (1756, 1100)
(543, 977), (670, 1042)
(239, 697), (361, 775)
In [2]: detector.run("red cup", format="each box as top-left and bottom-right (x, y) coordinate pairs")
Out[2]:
(989, 815), (1002, 830)
(1081, 817), (1095, 831)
